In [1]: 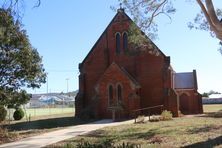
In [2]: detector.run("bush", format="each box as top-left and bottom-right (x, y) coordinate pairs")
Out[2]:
(160, 110), (173, 121)
(0, 106), (7, 122)
(13, 108), (24, 120)
(178, 110), (184, 117)
(76, 139), (140, 148)
(135, 115), (145, 123)
(149, 115), (160, 122)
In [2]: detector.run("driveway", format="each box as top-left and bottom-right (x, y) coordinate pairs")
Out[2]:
(0, 119), (133, 148)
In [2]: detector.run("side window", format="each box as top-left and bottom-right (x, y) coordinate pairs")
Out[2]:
(108, 85), (114, 105)
(116, 33), (121, 54)
(123, 32), (128, 51)
(117, 84), (122, 101)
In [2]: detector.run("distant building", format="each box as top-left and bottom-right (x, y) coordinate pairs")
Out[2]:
(26, 93), (75, 108)
(75, 8), (203, 119)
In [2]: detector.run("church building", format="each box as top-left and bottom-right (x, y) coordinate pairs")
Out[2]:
(75, 8), (203, 119)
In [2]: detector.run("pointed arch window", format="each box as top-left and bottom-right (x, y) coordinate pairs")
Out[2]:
(108, 85), (114, 105)
(117, 84), (122, 101)
(116, 33), (121, 54)
(123, 32), (128, 51)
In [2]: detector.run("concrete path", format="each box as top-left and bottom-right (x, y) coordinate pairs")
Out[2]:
(0, 119), (133, 148)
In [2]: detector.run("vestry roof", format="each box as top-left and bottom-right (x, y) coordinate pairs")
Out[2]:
(174, 71), (197, 89)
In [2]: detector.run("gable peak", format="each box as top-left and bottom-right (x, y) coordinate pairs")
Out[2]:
(117, 3), (125, 13)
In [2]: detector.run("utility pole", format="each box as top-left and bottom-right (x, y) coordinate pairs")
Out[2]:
(66, 78), (69, 93)
(46, 73), (49, 94)
(62, 78), (69, 112)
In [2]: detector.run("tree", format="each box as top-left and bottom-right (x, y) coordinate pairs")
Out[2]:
(202, 90), (221, 98)
(0, 0), (41, 18)
(202, 92), (209, 98)
(119, 0), (222, 47)
(0, 8), (46, 107)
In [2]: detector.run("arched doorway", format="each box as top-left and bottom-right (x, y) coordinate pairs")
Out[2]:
(179, 93), (190, 114)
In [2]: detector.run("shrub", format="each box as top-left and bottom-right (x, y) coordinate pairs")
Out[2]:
(135, 115), (145, 123)
(160, 110), (173, 121)
(178, 110), (184, 117)
(64, 143), (74, 148)
(76, 139), (140, 148)
(0, 106), (7, 122)
(13, 108), (24, 120)
(149, 115), (160, 122)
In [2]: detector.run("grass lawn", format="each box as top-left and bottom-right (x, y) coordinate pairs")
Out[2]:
(25, 107), (75, 117)
(49, 104), (222, 148)
(0, 114), (92, 145)
(6, 107), (75, 122)
(203, 104), (222, 113)
(1, 107), (78, 145)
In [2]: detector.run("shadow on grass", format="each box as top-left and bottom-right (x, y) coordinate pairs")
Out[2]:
(4, 117), (91, 131)
(187, 125), (222, 134)
(183, 135), (222, 148)
(84, 127), (159, 142)
(199, 111), (222, 118)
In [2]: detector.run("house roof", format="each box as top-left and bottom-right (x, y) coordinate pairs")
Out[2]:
(174, 71), (197, 89)
(80, 8), (166, 66)
(119, 65), (141, 88)
(96, 62), (141, 89)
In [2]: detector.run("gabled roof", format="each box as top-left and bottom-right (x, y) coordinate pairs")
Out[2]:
(81, 9), (130, 65)
(96, 62), (141, 89)
(119, 65), (141, 88)
(81, 9), (166, 66)
(174, 70), (197, 90)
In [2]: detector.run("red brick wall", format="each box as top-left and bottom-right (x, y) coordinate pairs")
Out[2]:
(76, 11), (181, 118)
(96, 63), (140, 118)
(176, 89), (203, 114)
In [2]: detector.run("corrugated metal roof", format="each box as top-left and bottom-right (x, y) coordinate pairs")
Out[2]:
(174, 72), (195, 89)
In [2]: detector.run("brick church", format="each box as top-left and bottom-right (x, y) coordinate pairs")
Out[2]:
(75, 8), (203, 119)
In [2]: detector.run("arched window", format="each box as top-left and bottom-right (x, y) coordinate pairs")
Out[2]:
(117, 84), (122, 101)
(116, 33), (121, 54)
(123, 32), (128, 50)
(108, 85), (113, 105)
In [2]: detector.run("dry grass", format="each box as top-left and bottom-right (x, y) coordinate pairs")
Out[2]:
(49, 116), (222, 147)
(0, 114), (90, 145)
(1, 105), (222, 146)
(203, 104), (222, 113)
(48, 105), (222, 148)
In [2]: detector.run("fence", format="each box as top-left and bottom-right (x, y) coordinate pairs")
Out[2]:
(202, 98), (222, 104)
(132, 105), (164, 123)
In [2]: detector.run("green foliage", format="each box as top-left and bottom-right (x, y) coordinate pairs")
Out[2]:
(13, 108), (24, 120)
(188, 8), (222, 38)
(119, 0), (175, 40)
(0, 8), (46, 107)
(64, 143), (75, 148)
(202, 90), (221, 98)
(76, 139), (140, 148)
(160, 110), (173, 121)
(120, 0), (222, 50)
(202, 92), (209, 98)
(0, 105), (7, 122)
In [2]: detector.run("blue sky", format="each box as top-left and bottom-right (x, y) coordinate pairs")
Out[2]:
(20, 0), (222, 94)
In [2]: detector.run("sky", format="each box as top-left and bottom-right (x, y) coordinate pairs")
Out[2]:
(16, 0), (222, 94)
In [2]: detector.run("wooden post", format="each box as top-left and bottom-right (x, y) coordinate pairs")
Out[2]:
(112, 109), (116, 121)
(148, 111), (150, 121)
(134, 112), (137, 123)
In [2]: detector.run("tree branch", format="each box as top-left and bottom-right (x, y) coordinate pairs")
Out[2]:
(196, 0), (222, 41)
(205, 0), (222, 29)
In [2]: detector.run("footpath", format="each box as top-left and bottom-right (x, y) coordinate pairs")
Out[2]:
(0, 119), (133, 148)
